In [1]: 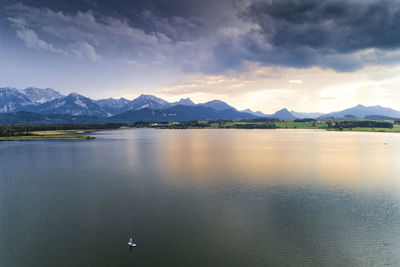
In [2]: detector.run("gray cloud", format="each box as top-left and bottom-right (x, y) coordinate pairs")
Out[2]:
(7, 17), (66, 54)
(141, 10), (204, 42)
(5, 3), (175, 63)
(72, 41), (101, 62)
(4, 0), (400, 73)
(244, 0), (400, 52)
(226, 0), (400, 71)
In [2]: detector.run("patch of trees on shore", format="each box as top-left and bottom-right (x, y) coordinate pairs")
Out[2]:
(327, 120), (393, 129)
(240, 118), (278, 123)
(133, 120), (277, 129)
(221, 123), (276, 129)
(0, 123), (127, 137)
(294, 118), (315, 122)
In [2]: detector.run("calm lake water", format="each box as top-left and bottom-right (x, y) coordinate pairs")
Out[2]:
(1, 129), (400, 266)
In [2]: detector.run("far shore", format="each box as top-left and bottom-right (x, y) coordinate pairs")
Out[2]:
(1, 120), (399, 141)
(142, 119), (400, 133)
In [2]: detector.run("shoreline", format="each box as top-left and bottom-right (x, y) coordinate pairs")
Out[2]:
(0, 128), (128, 141)
(0, 135), (95, 141)
(0, 124), (130, 141)
(1, 124), (399, 141)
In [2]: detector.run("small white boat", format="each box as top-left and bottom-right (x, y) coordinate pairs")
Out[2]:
(128, 237), (136, 247)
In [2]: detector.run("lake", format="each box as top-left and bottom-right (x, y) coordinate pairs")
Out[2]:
(1, 129), (400, 266)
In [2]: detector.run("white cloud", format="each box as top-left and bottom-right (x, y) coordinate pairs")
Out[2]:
(73, 42), (101, 62)
(289, 80), (302, 84)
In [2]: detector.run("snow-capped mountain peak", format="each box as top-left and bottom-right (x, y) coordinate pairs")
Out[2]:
(29, 93), (110, 117)
(120, 94), (171, 112)
(0, 87), (32, 112)
(173, 98), (195, 106)
(135, 94), (169, 105)
(19, 87), (64, 104)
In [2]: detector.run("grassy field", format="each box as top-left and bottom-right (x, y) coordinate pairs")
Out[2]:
(0, 125), (132, 141)
(327, 124), (400, 133)
(150, 119), (400, 133)
(161, 120), (327, 129)
(275, 121), (327, 129)
(0, 129), (97, 141)
(33, 130), (88, 135)
(0, 135), (95, 141)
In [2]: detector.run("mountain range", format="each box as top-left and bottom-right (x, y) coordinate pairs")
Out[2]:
(1, 87), (400, 124)
(320, 104), (400, 119)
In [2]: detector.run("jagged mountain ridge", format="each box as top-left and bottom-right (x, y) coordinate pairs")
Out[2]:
(1, 87), (400, 120)
(0, 87), (32, 113)
(172, 98), (196, 106)
(0, 111), (107, 124)
(110, 105), (255, 123)
(119, 94), (172, 113)
(0, 106), (255, 124)
(95, 97), (131, 114)
(28, 93), (111, 117)
(0, 87), (240, 117)
(19, 87), (64, 104)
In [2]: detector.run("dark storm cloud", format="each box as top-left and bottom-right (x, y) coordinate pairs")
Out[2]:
(3, 0), (229, 42)
(4, 2), (200, 63)
(3, 0), (400, 73)
(244, 0), (400, 52)
(228, 0), (400, 71)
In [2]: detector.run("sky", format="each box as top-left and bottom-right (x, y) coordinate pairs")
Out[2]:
(1, 0), (400, 113)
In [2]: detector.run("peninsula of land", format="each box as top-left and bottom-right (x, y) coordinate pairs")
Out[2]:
(0, 124), (126, 141)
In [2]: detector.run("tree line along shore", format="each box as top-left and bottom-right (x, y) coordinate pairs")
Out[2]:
(135, 118), (400, 131)
(0, 123), (127, 141)
(1, 118), (399, 141)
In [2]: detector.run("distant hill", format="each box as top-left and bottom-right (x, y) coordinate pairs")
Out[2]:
(290, 111), (324, 119)
(0, 111), (107, 124)
(110, 105), (255, 123)
(217, 108), (258, 120)
(199, 100), (236, 111)
(364, 115), (400, 120)
(241, 109), (268, 117)
(344, 114), (357, 118)
(269, 108), (297, 120)
(321, 104), (400, 119)
(244, 108), (324, 120)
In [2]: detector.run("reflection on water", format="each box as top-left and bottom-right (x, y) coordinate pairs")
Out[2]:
(1, 129), (400, 266)
(159, 129), (399, 189)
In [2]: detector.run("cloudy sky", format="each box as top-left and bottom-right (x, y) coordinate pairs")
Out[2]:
(1, 0), (400, 113)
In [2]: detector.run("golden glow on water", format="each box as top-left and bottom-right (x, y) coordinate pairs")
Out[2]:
(157, 129), (400, 189)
